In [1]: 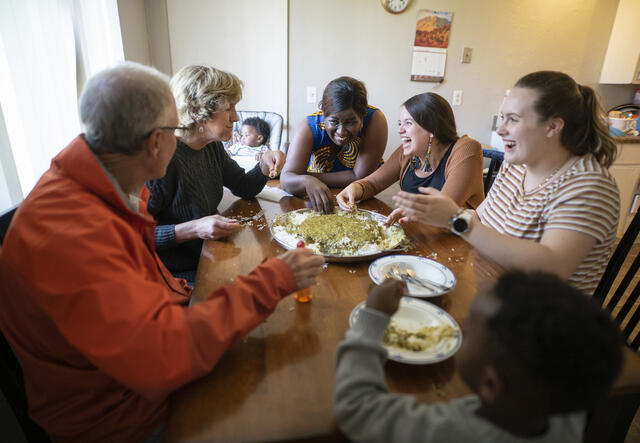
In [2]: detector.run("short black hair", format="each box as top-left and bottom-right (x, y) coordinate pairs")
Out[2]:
(486, 271), (622, 411)
(319, 76), (368, 119)
(242, 117), (270, 144)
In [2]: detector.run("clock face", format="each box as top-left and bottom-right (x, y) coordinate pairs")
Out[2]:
(382, 0), (411, 14)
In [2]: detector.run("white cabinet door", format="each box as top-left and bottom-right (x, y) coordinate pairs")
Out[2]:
(600, 0), (640, 84)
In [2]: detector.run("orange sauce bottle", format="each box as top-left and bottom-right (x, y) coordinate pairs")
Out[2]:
(293, 240), (312, 303)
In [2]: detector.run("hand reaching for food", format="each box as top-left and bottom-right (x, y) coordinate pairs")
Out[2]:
(366, 278), (406, 316)
(258, 150), (286, 178)
(336, 182), (363, 212)
(277, 247), (325, 290)
(304, 177), (335, 214)
(175, 215), (243, 242)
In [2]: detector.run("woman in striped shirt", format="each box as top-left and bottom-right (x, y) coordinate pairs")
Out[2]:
(391, 71), (619, 294)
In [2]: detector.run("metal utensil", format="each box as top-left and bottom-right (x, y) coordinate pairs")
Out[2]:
(387, 265), (449, 293)
(384, 268), (433, 293)
(405, 268), (450, 292)
(234, 210), (264, 224)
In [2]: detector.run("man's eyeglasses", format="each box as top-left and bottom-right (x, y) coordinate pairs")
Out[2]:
(324, 118), (359, 131)
(140, 126), (189, 140)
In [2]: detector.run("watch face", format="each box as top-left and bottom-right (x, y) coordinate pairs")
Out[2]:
(452, 217), (468, 233)
(382, 0), (410, 13)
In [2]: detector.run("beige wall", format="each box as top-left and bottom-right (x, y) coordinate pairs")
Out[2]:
(164, 0), (288, 121)
(289, 0), (620, 156)
(119, 0), (630, 157)
(144, 0), (172, 75)
(117, 0), (151, 65)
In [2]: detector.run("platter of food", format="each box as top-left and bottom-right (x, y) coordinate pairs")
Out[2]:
(270, 208), (407, 262)
(349, 297), (462, 365)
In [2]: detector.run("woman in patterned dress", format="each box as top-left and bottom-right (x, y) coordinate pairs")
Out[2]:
(280, 76), (388, 213)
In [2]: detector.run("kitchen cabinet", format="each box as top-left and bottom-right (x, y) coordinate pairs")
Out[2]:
(609, 141), (640, 237)
(599, 0), (640, 84)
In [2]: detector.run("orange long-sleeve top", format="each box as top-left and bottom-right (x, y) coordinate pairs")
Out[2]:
(357, 135), (484, 208)
(0, 136), (297, 442)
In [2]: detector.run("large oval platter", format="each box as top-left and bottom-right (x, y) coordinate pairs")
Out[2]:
(270, 208), (407, 262)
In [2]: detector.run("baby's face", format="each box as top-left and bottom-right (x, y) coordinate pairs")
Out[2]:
(240, 125), (262, 147)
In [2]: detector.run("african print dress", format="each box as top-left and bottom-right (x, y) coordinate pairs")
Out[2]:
(306, 106), (378, 173)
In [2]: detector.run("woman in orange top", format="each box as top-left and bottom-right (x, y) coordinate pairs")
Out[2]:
(336, 92), (483, 218)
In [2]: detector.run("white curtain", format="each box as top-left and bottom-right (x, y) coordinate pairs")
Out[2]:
(73, 0), (125, 82)
(0, 0), (123, 199)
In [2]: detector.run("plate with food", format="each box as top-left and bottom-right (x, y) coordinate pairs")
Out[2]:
(369, 255), (455, 297)
(349, 297), (462, 365)
(270, 208), (407, 262)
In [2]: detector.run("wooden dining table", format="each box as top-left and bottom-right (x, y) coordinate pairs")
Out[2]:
(163, 181), (505, 442)
(163, 181), (640, 442)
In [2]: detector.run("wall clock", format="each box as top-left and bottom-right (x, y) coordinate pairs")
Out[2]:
(381, 0), (411, 14)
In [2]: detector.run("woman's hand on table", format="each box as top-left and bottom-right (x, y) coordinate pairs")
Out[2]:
(277, 248), (325, 290)
(258, 150), (286, 178)
(366, 278), (406, 316)
(304, 176), (334, 213)
(336, 183), (362, 211)
(392, 187), (460, 228)
(384, 208), (404, 227)
(175, 215), (243, 242)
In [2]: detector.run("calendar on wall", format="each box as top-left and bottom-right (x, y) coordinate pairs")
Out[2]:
(410, 9), (453, 82)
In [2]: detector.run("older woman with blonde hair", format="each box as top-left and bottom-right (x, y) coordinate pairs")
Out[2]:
(146, 65), (285, 284)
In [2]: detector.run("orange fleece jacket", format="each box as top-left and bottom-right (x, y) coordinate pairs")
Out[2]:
(0, 136), (296, 442)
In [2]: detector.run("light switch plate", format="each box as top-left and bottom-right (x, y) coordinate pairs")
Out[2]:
(461, 47), (472, 64)
(306, 86), (317, 103)
(453, 90), (463, 106)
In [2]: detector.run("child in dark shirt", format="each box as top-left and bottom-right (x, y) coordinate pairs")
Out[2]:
(335, 271), (622, 443)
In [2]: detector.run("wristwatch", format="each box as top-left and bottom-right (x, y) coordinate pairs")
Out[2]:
(449, 209), (473, 235)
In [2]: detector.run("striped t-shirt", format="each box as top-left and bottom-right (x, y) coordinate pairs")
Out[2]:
(478, 154), (619, 294)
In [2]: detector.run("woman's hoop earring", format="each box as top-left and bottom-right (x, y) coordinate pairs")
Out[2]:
(422, 134), (433, 172)
(198, 126), (204, 134)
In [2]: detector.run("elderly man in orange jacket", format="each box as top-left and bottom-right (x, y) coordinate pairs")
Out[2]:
(0, 62), (325, 442)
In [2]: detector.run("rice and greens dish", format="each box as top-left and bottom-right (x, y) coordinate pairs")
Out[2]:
(383, 321), (459, 352)
(271, 209), (407, 257)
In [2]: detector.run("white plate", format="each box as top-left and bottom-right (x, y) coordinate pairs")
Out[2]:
(369, 255), (456, 297)
(349, 297), (462, 365)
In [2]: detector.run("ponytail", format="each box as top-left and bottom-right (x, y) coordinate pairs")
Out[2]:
(577, 85), (616, 168)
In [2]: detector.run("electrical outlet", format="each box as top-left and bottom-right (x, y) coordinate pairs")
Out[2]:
(306, 86), (317, 104)
(453, 90), (463, 106)
(461, 47), (472, 63)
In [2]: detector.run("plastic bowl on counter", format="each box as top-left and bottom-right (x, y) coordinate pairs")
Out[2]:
(609, 126), (626, 137)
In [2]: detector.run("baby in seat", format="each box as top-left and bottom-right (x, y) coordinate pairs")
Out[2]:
(227, 117), (283, 177)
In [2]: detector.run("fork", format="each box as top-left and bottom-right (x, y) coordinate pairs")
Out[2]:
(405, 268), (450, 292)
(388, 265), (449, 292)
